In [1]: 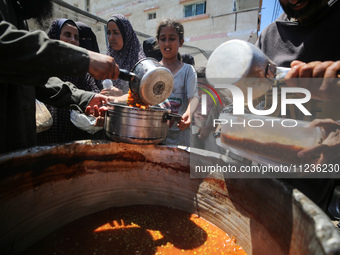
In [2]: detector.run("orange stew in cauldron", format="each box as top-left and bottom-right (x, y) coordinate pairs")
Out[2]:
(24, 205), (247, 255)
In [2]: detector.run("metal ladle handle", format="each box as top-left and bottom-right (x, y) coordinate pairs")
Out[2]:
(119, 69), (138, 82)
(119, 69), (140, 97)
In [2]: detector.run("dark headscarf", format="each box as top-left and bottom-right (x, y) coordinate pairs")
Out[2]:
(76, 21), (100, 53)
(47, 18), (78, 40)
(181, 53), (195, 66)
(106, 14), (145, 93)
(37, 18), (101, 146)
(143, 36), (162, 61)
(46, 18), (99, 91)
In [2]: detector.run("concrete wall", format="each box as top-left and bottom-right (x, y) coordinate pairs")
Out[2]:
(29, 0), (261, 67)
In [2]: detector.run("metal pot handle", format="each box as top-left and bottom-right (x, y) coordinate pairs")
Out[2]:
(163, 112), (182, 123)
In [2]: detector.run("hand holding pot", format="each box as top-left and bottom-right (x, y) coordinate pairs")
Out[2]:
(87, 50), (120, 80)
(178, 97), (199, 130)
(284, 60), (340, 102)
(178, 112), (191, 130)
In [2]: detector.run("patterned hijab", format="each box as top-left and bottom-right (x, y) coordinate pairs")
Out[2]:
(106, 14), (145, 92)
(47, 18), (78, 40)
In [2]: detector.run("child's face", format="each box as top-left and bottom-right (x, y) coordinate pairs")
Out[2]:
(60, 23), (79, 46)
(158, 25), (184, 59)
(107, 21), (124, 51)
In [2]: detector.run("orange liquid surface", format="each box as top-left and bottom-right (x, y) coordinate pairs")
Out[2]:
(24, 205), (247, 255)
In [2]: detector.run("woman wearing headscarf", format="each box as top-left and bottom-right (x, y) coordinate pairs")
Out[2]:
(37, 18), (102, 145)
(76, 21), (100, 53)
(105, 14), (145, 95)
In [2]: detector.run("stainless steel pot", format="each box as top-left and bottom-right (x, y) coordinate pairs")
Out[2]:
(206, 39), (290, 100)
(104, 102), (181, 144)
(119, 58), (174, 106)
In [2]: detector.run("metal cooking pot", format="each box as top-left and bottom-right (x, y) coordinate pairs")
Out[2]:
(119, 58), (174, 106)
(104, 102), (181, 144)
(206, 39), (290, 100)
(1, 142), (340, 255)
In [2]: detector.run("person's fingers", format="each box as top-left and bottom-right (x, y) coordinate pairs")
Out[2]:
(285, 63), (306, 87)
(311, 61), (334, 78)
(297, 61), (322, 78)
(85, 106), (92, 115)
(92, 105), (99, 117)
(177, 121), (189, 131)
(96, 117), (105, 127)
(99, 106), (108, 117)
(323, 61), (340, 78)
(308, 118), (340, 135)
(290, 60), (305, 68)
(320, 61), (340, 92)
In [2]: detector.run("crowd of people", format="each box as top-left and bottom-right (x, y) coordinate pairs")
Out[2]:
(0, 0), (199, 150)
(1, 0), (340, 220)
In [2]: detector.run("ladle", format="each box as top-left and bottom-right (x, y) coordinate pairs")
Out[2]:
(206, 39), (290, 100)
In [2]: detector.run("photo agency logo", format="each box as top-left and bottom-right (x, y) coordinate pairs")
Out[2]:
(200, 39), (314, 128)
(199, 82), (313, 128)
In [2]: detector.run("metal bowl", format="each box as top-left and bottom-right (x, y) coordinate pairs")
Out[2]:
(0, 142), (340, 254)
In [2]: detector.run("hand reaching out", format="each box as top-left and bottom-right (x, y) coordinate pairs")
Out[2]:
(87, 50), (120, 80)
(298, 119), (340, 164)
(85, 94), (108, 127)
(284, 60), (340, 102)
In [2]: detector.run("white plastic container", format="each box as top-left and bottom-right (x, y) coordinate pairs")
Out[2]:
(102, 79), (113, 89)
(217, 113), (324, 165)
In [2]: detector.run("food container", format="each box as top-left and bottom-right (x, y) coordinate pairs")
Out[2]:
(104, 102), (181, 144)
(218, 113), (324, 165)
(0, 141), (339, 254)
